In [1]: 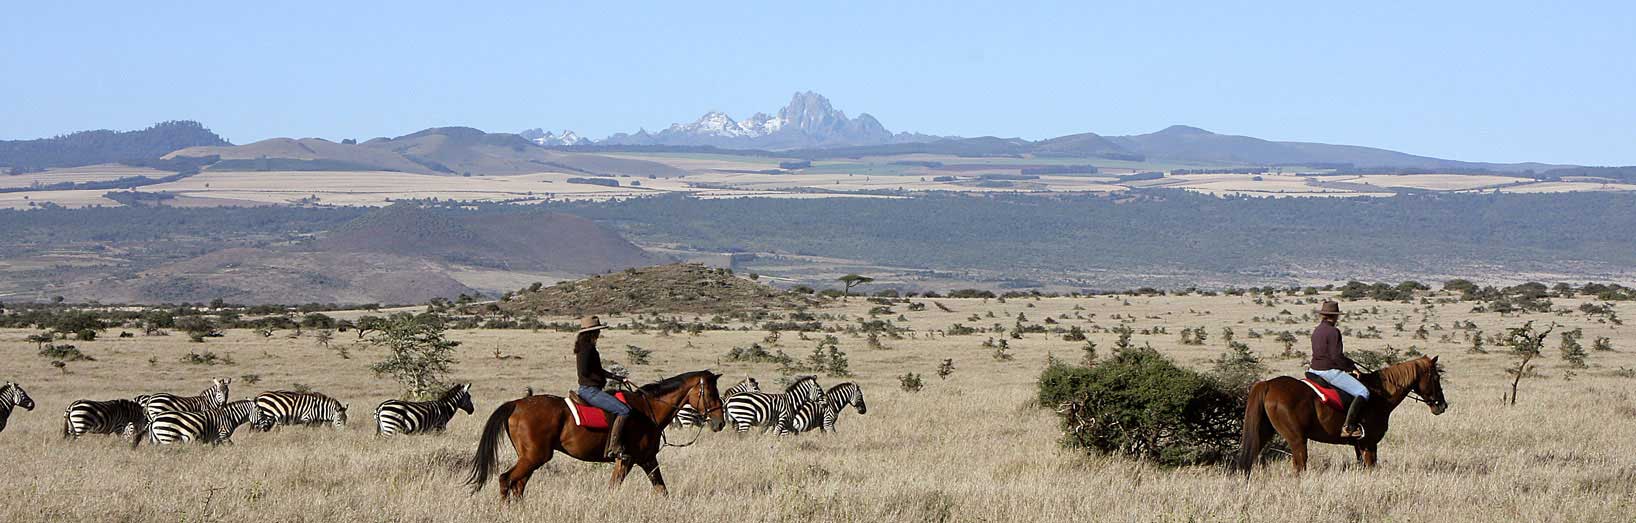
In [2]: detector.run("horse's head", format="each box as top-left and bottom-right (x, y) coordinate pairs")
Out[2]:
(690, 371), (727, 432)
(1416, 356), (1448, 415)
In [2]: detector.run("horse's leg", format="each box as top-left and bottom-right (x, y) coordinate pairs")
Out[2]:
(1288, 437), (1309, 475)
(637, 458), (668, 496)
(608, 458), (633, 490)
(503, 423), (556, 501)
(1361, 443), (1378, 468)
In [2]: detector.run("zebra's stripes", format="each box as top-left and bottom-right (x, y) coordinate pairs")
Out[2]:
(0, 382), (35, 434)
(64, 399), (147, 439)
(254, 390), (349, 431)
(374, 384), (474, 436)
(140, 377), (231, 420)
(724, 375), (823, 433)
(818, 382), (867, 432)
(775, 395), (828, 436)
(138, 400), (259, 446)
(673, 377), (758, 428)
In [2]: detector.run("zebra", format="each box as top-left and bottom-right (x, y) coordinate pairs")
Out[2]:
(775, 395), (829, 436)
(723, 375), (823, 434)
(374, 383), (474, 436)
(139, 377), (231, 420)
(672, 376), (759, 429)
(134, 400), (259, 447)
(63, 399), (147, 439)
(253, 390), (348, 431)
(818, 382), (867, 432)
(0, 382), (35, 434)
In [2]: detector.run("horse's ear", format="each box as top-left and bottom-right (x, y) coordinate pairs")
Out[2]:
(1431, 355), (1439, 364)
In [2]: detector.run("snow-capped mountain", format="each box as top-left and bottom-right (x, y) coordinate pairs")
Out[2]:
(519, 128), (590, 146)
(602, 91), (930, 150)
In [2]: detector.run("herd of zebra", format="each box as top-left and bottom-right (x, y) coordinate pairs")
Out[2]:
(671, 375), (868, 435)
(0, 374), (863, 446)
(0, 377), (476, 446)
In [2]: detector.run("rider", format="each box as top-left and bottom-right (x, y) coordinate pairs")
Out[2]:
(1309, 300), (1370, 438)
(574, 315), (635, 459)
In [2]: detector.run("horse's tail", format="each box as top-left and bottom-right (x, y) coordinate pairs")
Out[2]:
(1236, 380), (1272, 474)
(466, 399), (517, 493)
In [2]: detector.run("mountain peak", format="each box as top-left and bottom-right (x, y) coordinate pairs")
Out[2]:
(600, 91), (900, 149)
(1155, 125), (1214, 136)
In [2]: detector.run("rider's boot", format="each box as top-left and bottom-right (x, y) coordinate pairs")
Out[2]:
(1340, 399), (1366, 439)
(605, 414), (630, 459)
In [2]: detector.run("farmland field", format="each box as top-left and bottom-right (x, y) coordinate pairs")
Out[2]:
(2, 293), (1633, 521)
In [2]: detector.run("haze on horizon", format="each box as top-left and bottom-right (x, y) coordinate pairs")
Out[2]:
(3, 1), (1632, 165)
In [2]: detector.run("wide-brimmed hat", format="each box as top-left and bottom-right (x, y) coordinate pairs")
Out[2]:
(1316, 301), (1345, 316)
(578, 316), (609, 334)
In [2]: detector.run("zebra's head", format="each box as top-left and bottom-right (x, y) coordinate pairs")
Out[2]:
(787, 375), (823, 402)
(850, 386), (867, 415)
(448, 383), (475, 415)
(207, 377), (232, 406)
(332, 402), (350, 428)
(3, 382), (33, 411)
(725, 376), (760, 397)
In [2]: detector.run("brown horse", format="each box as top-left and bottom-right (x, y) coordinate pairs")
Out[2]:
(466, 370), (726, 499)
(1238, 356), (1448, 475)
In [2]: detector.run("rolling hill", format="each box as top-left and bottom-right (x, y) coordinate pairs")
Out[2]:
(0, 121), (229, 170)
(317, 204), (670, 273)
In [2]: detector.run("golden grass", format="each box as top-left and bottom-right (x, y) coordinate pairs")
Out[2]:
(2, 295), (1634, 521)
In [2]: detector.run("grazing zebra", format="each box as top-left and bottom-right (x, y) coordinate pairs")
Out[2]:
(818, 382), (867, 432)
(672, 376), (759, 429)
(253, 390), (348, 431)
(374, 383), (474, 436)
(140, 377), (231, 420)
(63, 399), (147, 439)
(723, 375), (823, 434)
(0, 382), (36, 434)
(135, 400), (259, 446)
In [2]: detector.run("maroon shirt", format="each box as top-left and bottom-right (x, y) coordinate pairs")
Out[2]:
(1310, 321), (1355, 371)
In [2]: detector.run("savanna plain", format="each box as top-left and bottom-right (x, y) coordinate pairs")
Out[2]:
(2, 294), (1633, 522)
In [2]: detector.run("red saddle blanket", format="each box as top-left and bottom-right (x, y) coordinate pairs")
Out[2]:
(565, 391), (627, 430)
(1300, 379), (1344, 411)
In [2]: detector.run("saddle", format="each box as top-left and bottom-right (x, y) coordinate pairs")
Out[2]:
(1301, 372), (1356, 412)
(565, 391), (627, 430)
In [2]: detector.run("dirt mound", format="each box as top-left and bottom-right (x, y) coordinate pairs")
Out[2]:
(502, 263), (812, 316)
(318, 205), (670, 273)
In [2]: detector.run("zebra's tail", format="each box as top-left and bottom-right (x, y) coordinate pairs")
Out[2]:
(130, 422), (149, 450)
(60, 409), (71, 440)
(466, 399), (516, 494)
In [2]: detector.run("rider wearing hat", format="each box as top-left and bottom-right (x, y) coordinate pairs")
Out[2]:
(1309, 301), (1369, 438)
(574, 316), (635, 459)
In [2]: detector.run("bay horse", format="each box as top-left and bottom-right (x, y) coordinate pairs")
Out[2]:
(466, 370), (726, 499)
(1238, 356), (1448, 475)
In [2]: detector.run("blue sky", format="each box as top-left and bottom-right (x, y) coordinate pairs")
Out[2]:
(3, 1), (1633, 165)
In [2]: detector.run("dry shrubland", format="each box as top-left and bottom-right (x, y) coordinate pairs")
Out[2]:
(2, 294), (1634, 522)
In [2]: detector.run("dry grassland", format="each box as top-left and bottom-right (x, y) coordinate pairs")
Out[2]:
(1, 296), (1634, 521)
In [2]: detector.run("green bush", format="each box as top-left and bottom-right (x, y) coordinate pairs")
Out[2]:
(1038, 347), (1241, 466)
(39, 344), (95, 362)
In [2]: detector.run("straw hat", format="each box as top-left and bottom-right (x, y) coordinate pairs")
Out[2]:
(578, 315), (609, 334)
(1316, 301), (1344, 316)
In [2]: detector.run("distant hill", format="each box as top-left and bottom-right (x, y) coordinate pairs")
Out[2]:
(0, 121), (229, 170)
(169, 127), (687, 177)
(501, 263), (814, 315)
(317, 204), (670, 273)
(99, 248), (479, 305)
(1106, 125), (1566, 172)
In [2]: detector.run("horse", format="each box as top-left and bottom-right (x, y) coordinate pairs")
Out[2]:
(1237, 356), (1448, 475)
(466, 370), (726, 499)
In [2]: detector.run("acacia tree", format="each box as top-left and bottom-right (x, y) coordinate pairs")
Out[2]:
(1504, 321), (1553, 406)
(837, 274), (874, 298)
(368, 316), (460, 400)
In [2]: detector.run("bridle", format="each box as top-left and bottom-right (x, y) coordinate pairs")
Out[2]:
(622, 378), (724, 448)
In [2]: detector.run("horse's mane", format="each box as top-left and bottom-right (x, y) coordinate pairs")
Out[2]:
(1367, 356), (1439, 392)
(640, 370), (716, 396)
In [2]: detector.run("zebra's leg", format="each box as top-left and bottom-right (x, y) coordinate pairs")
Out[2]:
(636, 458), (668, 496)
(608, 458), (633, 490)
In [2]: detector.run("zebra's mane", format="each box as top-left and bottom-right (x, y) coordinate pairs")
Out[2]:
(640, 370), (716, 396)
(437, 384), (469, 403)
(785, 375), (818, 393)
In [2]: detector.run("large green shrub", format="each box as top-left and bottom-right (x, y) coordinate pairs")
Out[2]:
(1038, 347), (1241, 466)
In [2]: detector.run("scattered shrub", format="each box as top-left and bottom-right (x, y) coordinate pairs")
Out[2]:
(899, 372), (925, 392)
(1038, 346), (1241, 466)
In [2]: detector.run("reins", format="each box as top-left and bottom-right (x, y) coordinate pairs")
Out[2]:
(622, 379), (720, 448)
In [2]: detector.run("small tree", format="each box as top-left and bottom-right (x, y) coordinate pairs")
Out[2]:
(1559, 330), (1588, 369)
(837, 274), (874, 298)
(1504, 321), (1553, 406)
(937, 358), (956, 379)
(1468, 330), (1487, 354)
(899, 372), (925, 392)
(625, 344), (652, 365)
(1275, 331), (1299, 358)
(368, 316), (461, 400)
(992, 338), (1014, 361)
(1081, 340), (1099, 367)
(1593, 336), (1614, 352)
